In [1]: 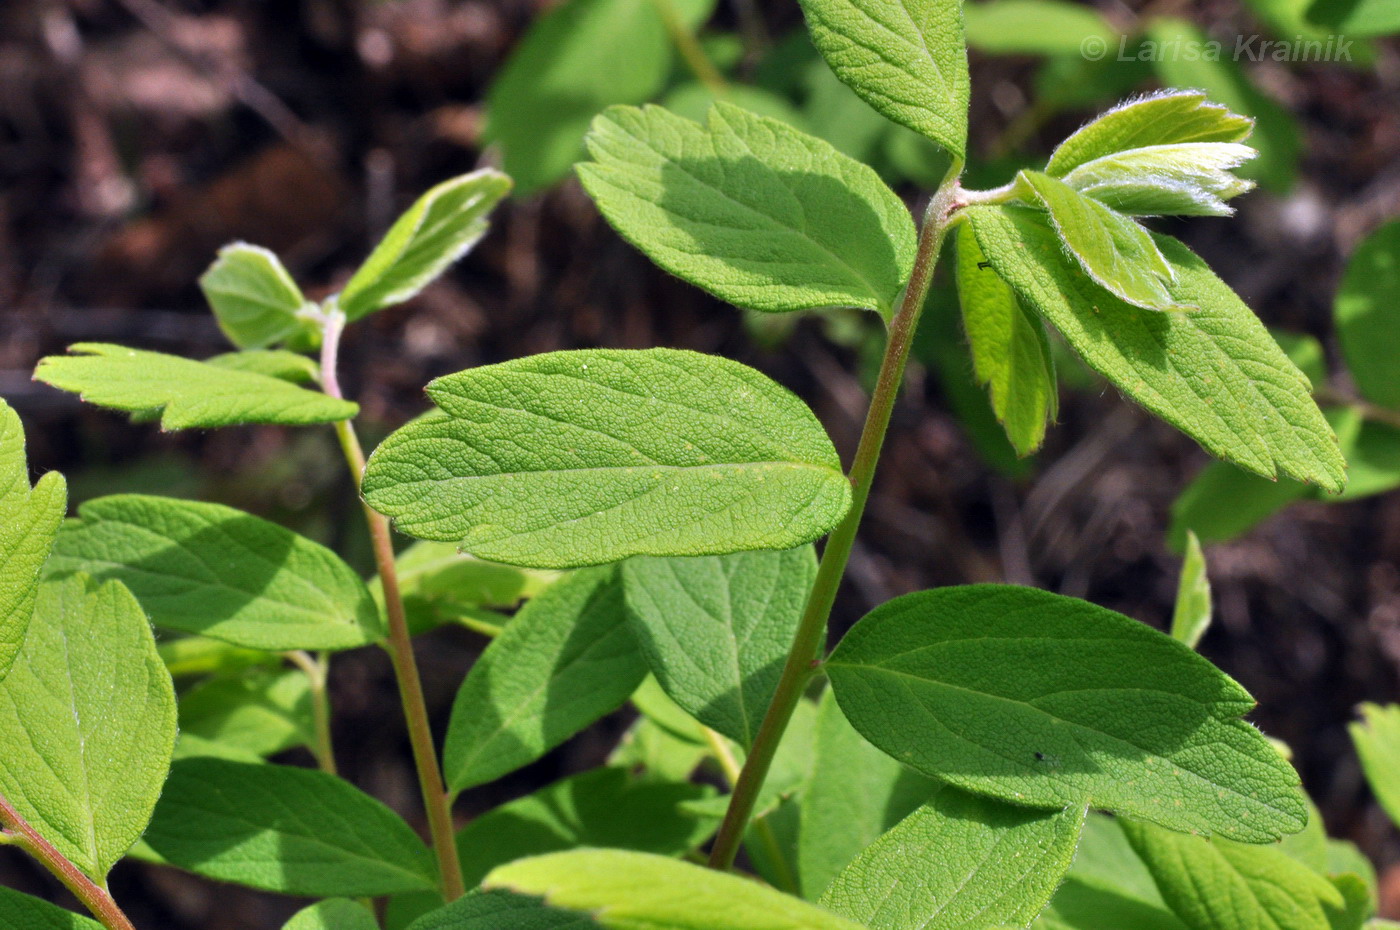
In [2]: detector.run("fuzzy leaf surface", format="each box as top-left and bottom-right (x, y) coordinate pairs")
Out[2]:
(623, 545), (816, 747)
(0, 575), (176, 880)
(1046, 90), (1253, 177)
(49, 495), (382, 650)
(579, 103), (916, 318)
(144, 758), (438, 896)
(34, 343), (357, 428)
(965, 205), (1345, 492)
(283, 900), (379, 930)
(822, 785), (1087, 929)
(199, 243), (311, 349)
(1171, 530), (1212, 649)
(1061, 143), (1256, 217)
(0, 400), (66, 681)
(1335, 220), (1400, 410)
(444, 566), (647, 791)
(796, 0), (969, 157)
(362, 348), (851, 568)
(826, 584), (1307, 842)
(339, 170), (511, 320)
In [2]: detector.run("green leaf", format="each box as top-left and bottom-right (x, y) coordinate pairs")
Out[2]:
(684, 697), (821, 822)
(622, 545), (816, 747)
(1021, 171), (1183, 312)
(34, 344), (357, 429)
(1328, 874), (1373, 930)
(796, 0), (969, 157)
(822, 785), (1086, 929)
(1034, 813), (1188, 930)
(1046, 90), (1253, 178)
(1307, 0), (1400, 37)
(0, 400), (67, 681)
(964, 205), (1346, 492)
(798, 688), (935, 899)
(1335, 220), (1400, 410)
(1146, 19), (1300, 192)
(1060, 143), (1256, 217)
(48, 495), (382, 650)
(662, 84), (809, 130)
(199, 243), (312, 349)
(206, 349), (319, 383)
(1271, 330), (1328, 387)
(407, 890), (593, 930)
(339, 170), (512, 321)
(1168, 460), (1308, 548)
(579, 103), (916, 319)
(1170, 530), (1212, 649)
(444, 566), (647, 791)
(1122, 818), (1344, 930)
(0, 575), (176, 880)
(1333, 421), (1400, 502)
(456, 767), (716, 887)
(485, 849), (866, 929)
(284, 899), (379, 930)
(178, 668), (314, 758)
(0, 887), (102, 930)
(826, 584), (1308, 842)
(144, 758), (438, 896)
(391, 542), (561, 608)
(1350, 703), (1400, 830)
(954, 222), (1057, 455)
(963, 0), (1114, 55)
(362, 348), (852, 569)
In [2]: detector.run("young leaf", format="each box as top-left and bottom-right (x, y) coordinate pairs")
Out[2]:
(34, 343), (357, 429)
(485, 849), (866, 929)
(206, 348), (320, 383)
(796, 0), (970, 158)
(48, 495), (383, 650)
(822, 786), (1087, 929)
(362, 348), (852, 569)
(954, 223), (1057, 455)
(456, 767), (716, 887)
(444, 566), (647, 792)
(0, 887), (102, 929)
(964, 205), (1346, 492)
(826, 584), (1308, 842)
(0, 575), (176, 880)
(178, 668), (315, 759)
(963, 0), (1116, 56)
(1170, 530), (1212, 649)
(578, 103), (916, 319)
(199, 243), (312, 349)
(1021, 171), (1184, 312)
(1046, 90), (1253, 178)
(338, 170), (512, 321)
(1350, 703), (1400, 830)
(0, 400), (67, 681)
(284, 899), (379, 930)
(1335, 220), (1400, 411)
(407, 890), (594, 930)
(1060, 143), (1256, 217)
(144, 758), (438, 896)
(1122, 818), (1344, 930)
(798, 688), (936, 899)
(622, 545), (817, 747)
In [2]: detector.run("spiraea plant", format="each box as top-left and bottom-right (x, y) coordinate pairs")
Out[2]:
(1, 0), (1380, 928)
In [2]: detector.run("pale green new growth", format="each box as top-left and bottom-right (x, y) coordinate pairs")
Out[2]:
(362, 348), (851, 568)
(826, 585), (1307, 842)
(578, 103), (916, 319)
(623, 545), (817, 747)
(1335, 220), (1400, 411)
(822, 786), (1087, 930)
(199, 243), (312, 350)
(1122, 819), (1344, 930)
(49, 495), (383, 650)
(954, 223), (1057, 455)
(486, 849), (866, 929)
(282, 900), (378, 930)
(35, 343), (357, 429)
(1061, 143), (1256, 217)
(0, 400), (66, 681)
(0, 887), (103, 929)
(144, 758), (438, 896)
(339, 169), (512, 321)
(1171, 530), (1212, 649)
(964, 206), (1346, 492)
(1350, 703), (1400, 830)
(797, 0), (970, 158)
(444, 567), (647, 792)
(0, 575), (176, 880)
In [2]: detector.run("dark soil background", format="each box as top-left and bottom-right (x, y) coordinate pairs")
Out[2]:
(2, 0), (1399, 926)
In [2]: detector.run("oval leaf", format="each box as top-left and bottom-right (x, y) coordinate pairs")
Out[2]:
(1335, 219), (1400, 411)
(144, 758), (438, 896)
(284, 899), (379, 930)
(362, 348), (852, 569)
(48, 495), (382, 650)
(826, 584), (1308, 842)
(199, 243), (312, 350)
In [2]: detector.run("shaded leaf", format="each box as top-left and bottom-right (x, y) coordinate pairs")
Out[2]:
(0, 887), (102, 930)
(283, 899), (379, 930)
(1170, 530), (1212, 649)
(1351, 703), (1400, 831)
(178, 668), (314, 759)
(963, 0), (1116, 56)
(1335, 220), (1400, 410)
(407, 890), (593, 930)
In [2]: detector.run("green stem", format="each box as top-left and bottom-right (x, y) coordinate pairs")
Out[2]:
(0, 793), (136, 930)
(287, 650), (338, 775)
(707, 177), (962, 871)
(319, 311), (467, 902)
(650, 0), (728, 94)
